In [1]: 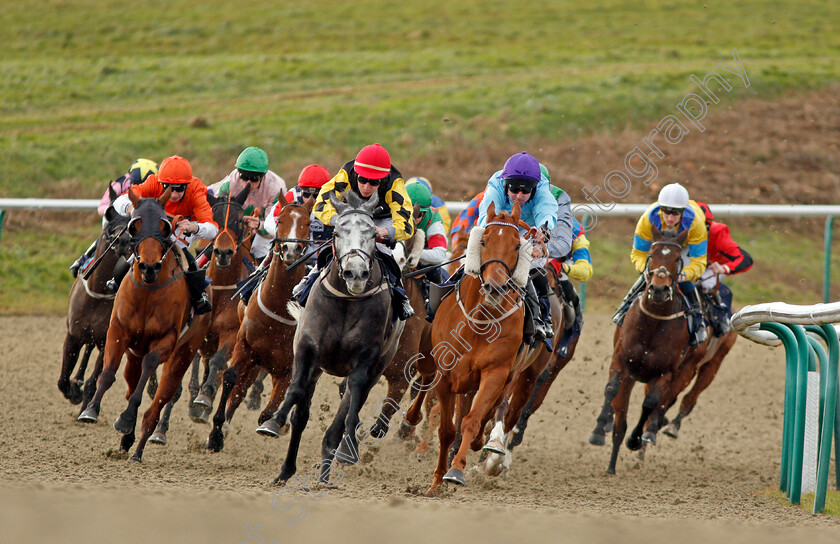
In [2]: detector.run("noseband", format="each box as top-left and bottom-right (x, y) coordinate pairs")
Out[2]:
(272, 202), (311, 257)
(212, 199), (248, 255)
(333, 209), (376, 278)
(478, 221), (523, 290)
(643, 240), (684, 302)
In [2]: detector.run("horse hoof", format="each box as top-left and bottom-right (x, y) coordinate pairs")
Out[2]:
(67, 384), (84, 405)
(442, 468), (466, 486)
(149, 432), (167, 445)
(606, 467), (616, 475)
(192, 394), (212, 408)
(588, 431), (606, 446)
(482, 440), (506, 455)
(113, 415), (134, 435)
(626, 435), (642, 451)
(245, 393), (261, 411)
(77, 408), (99, 424)
(129, 455), (142, 464)
(604, 419), (614, 433)
(484, 453), (504, 477)
(189, 403), (209, 424)
(641, 431), (657, 446)
(255, 420), (282, 438)
(206, 430), (224, 452)
(369, 423), (388, 440)
(335, 440), (359, 466)
(662, 424), (679, 439)
(397, 423), (414, 441)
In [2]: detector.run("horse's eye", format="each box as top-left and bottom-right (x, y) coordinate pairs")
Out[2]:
(480, 239), (486, 247)
(515, 244), (521, 251)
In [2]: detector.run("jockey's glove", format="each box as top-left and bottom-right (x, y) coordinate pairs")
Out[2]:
(538, 225), (552, 242)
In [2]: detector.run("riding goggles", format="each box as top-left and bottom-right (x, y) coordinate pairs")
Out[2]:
(507, 183), (534, 195)
(660, 206), (683, 217)
(239, 170), (264, 183)
(160, 182), (188, 193)
(357, 176), (382, 187)
(301, 188), (320, 199)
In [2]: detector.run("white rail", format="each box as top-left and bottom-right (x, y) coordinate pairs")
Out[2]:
(731, 302), (840, 346)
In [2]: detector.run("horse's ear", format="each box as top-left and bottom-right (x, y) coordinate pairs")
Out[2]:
(675, 228), (689, 246)
(128, 217), (142, 237)
(330, 193), (351, 216)
(234, 184), (251, 205)
(650, 221), (663, 240)
(361, 191), (379, 214)
(486, 201), (496, 221)
(511, 201), (522, 223)
(302, 197), (315, 213)
(345, 190), (362, 209)
(128, 187), (140, 208)
(160, 218), (172, 238)
(206, 192), (218, 207)
(108, 182), (118, 204)
(105, 205), (118, 223)
(158, 187), (171, 206)
(276, 191), (289, 208)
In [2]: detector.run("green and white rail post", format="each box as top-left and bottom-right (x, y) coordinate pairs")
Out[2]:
(731, 303), (840, 513)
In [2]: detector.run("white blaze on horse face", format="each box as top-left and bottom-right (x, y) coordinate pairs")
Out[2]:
(280, 212), (301, 264)
(661, 248), (671, 256)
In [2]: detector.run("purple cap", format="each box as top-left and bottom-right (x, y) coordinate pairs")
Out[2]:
(501, 152), (541, 183)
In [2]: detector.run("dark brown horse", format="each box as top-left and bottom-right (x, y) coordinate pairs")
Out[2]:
(206, 196), (312, 452)
(60, 204), (130, 407)
(405, 202), (532, 493)
(187, 185), (253, 424)
(589, 225), (709, 474)
(78, 189), (211, 462)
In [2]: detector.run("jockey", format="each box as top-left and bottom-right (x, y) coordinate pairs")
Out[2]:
(282, 163), (332, 244)
(70, 158), (158, 278)
(405, 176), (452, 235)
(207, 147), (287, 263)
(695, 201), (754, 336)
(449, 190), (485, 244)
(404, 181), (448, 277)
(613, 183), (708, 345)
(548, 213), (592, 356)
(477, 152), (569, 341)
(297, 143), (416, 320)
(107, 155), (219, 315)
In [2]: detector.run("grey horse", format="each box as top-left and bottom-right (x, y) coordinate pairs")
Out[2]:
(256, 190), (405, 485)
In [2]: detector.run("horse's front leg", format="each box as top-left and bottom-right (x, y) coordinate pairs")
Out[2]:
(77, 326), (130, 424)
(589, 370), (620, 446)
(58, 334), (85, 404)
(607, 374), (635, 475)
(630, 374), (670, 449)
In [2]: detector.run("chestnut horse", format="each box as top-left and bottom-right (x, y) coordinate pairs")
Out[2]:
(589, 225), (709, 474)
(187, 185), (253, 424)
(206, 196), (312, 451)
(60, 204), (130, 407)
(78, 189), (211, 462)
(405, 202), (533, 492)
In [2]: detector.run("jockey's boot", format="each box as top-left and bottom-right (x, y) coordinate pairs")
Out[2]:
(379, 252), (414, 321)
(70, 240), (97, 278)
(105, 257), (131, 294)
(560, 279), (582, 329)
(704, 289), (731, 337)
(531, 268), (553, 339)
(680, 281), (707, 346)
(612, 274), (646, 325)
(185, 269), (212, 315)
(292, 266), (320, 307)
(525, 277), (548, 343)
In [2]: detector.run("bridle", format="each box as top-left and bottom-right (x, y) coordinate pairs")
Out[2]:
(333, 208), (376, 280)
(212, 199), (250, 257)
(271, 202), (312, 260)
(640, 239), (687, 319)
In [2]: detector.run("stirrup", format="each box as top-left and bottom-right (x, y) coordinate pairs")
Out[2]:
(105, 279), (118, 294)
(399, 299), (415, 321)
(193, 293), (212, 315)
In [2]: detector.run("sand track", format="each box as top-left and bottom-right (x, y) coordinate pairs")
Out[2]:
(1, 315), (838, 543)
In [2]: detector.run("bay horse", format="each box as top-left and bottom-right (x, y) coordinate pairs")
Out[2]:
(447, 228), (469, 276)
(206, 195), (312, 452)
(589, 224), (709, 474)
(187, 185), (253, 425)
(60, 203), (130, 407)
(78, 188), (211, 462)
(405, 202), (533, 493)
(507, 273), (583, 452)
(260, 191), (404, 484)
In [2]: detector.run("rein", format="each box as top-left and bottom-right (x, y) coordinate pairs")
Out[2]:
(129, 268), (184, 291)
(254, 282), (297, 325)
(81, 222), (129, 281)
(212, 199), (248, 257)
(640, 238), (686, 319)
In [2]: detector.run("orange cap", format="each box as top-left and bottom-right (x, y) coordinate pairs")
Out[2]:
(158, 155), (199, 184)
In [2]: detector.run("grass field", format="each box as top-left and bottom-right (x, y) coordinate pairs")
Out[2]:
(1, 0), (839, 313)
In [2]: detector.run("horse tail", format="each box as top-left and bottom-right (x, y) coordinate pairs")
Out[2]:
(286, 300), (302, 321)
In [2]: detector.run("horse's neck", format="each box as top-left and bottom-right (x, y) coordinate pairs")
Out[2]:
(86, 237), (119, 287)
(262, 253), (305, 306)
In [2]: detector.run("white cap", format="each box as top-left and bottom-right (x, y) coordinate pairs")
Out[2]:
(658, 183), (689, 209)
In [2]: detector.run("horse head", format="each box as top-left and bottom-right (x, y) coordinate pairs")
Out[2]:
(103, 205), (131, 258)
(208, 185), (250, 268)
(127, 188), (173, 284)
(645, 223), (688, 304)
(330, 190), (378, 295)
(477, 201), (528, 305)
(273, 192), (313, 266)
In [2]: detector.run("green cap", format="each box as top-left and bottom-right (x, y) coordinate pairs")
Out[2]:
(235, 147), (269, 173)
(406, 181), (432, 208)
(539, 163), (550, 182)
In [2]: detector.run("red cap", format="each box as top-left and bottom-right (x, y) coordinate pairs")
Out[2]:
(158, 155), (199, 184)
(353, 144), (391, 180)
(297, 164), (331, 188)
(696, 201), (714, 222)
